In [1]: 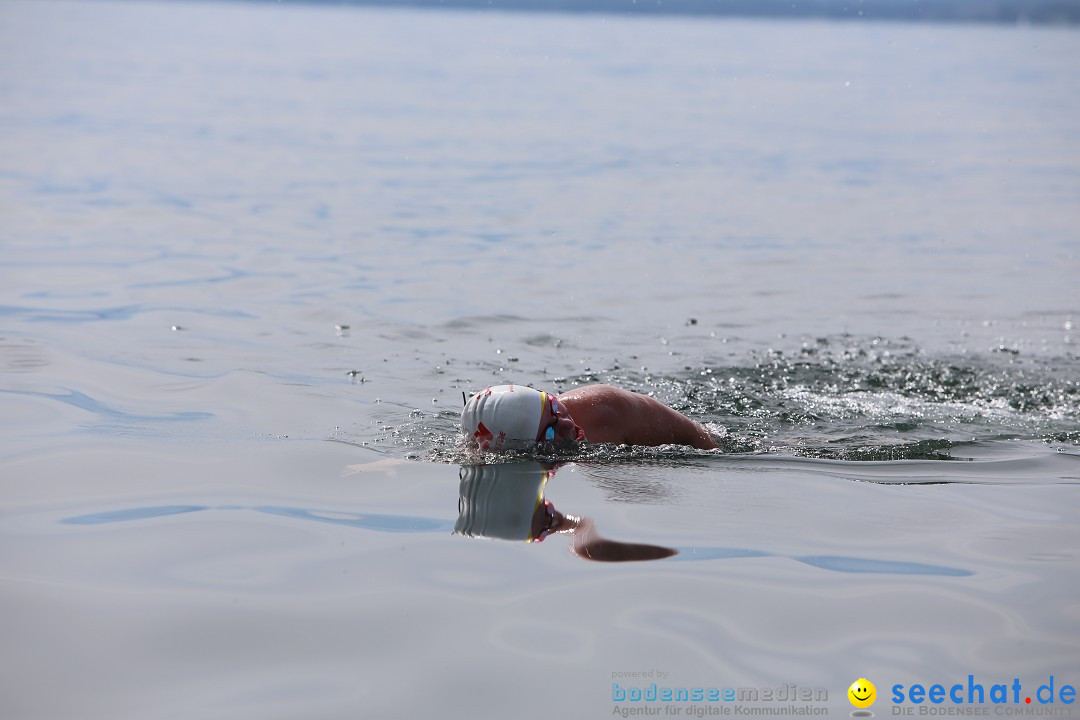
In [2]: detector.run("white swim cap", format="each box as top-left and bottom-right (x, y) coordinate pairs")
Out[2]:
(454, 462), (548, 541)
(461, 384), (546, 452)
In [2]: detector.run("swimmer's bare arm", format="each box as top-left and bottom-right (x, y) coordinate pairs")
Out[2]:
(561, 385), (717, 450)
(621, 390), (718, 449)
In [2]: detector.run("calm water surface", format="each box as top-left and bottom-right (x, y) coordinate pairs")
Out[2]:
(1, 1), (1078, 718)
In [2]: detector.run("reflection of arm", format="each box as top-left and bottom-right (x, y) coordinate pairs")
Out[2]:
(569, 517), (678, 563)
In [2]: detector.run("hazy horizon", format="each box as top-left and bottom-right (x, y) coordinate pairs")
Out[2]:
(220, 0), (1080, 24)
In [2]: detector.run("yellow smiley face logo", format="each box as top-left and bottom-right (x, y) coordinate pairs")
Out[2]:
(848, 678), (876, 708)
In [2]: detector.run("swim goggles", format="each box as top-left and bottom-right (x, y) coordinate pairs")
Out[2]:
(543, 396), (564, 442)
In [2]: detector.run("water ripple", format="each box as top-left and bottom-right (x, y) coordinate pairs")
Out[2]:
(0, 388), (212, 423)
(0, 304), (256, 323)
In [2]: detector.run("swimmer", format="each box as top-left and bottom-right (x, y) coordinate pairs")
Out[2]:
(461, 384), (717, 452)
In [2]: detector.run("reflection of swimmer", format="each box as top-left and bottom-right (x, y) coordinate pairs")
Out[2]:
(461, 384), (717, 452)
(59, 492), (971, 574)
(452, 462), (974, 572)
(455, 463), (561, 543)
(455, 462), (677, 562)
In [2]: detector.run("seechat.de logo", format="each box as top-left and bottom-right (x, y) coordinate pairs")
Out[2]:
(849, 678), (877, 717)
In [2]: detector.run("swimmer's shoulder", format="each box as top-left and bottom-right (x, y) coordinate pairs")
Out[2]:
(558, 384), (636, 416)
(559, 385), (641, 444)
(562, 385), (656, 411)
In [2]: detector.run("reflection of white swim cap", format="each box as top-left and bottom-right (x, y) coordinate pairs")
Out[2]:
(455, 463), (548, 542)
(461, 385), (546, 452)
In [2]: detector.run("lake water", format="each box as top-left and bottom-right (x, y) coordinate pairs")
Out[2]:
(1, 1), (1078, 718)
